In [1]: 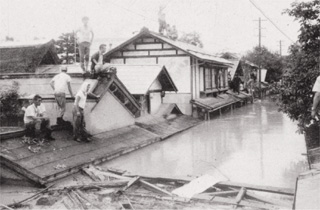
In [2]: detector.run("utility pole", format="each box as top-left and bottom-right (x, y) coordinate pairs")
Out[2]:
(258, 17), (262, 99)
(278, 40), (284, 56)
(254, 17), (266, 99)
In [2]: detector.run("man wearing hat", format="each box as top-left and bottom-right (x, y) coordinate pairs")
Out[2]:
(76, 16), (94, 72)
(50, 66), (74, 125)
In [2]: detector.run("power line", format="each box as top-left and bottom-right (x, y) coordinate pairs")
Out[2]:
(248, 0), (295, 44)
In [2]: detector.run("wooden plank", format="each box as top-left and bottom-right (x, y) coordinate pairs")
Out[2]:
(140, 180), (173, 196)
(122, 176), (140, 191)
(192, 194), (280, 210)
(245, 191), (292, 208)
(235, 187), (246, 204)
(216, 181), (295, 196)
(202, 190), (239, 197)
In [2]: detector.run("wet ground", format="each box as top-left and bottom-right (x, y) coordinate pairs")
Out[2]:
(102, 99), (308, 189)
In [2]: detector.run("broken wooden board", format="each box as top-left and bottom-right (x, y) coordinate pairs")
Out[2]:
(172, 174), (227, 199)
(216, 181), (295, 196)
(140, 180), (173, 196)
(235, 187), (246, 204)
(294, 169), (320, 210)
(192, 194), (281, 210)
(245, 191), (292, 208)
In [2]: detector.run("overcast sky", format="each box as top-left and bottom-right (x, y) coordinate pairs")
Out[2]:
(0, 0), (307, 55)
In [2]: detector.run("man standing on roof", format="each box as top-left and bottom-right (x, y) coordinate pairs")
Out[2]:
(50, 66), (74, 125)
(311, 75), (320, 119)
(158, 6), (167, 35)
(91, 44), (107, 76)
(75, 16), (94, 73)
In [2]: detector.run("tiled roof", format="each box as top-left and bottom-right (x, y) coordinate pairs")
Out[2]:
(0, 40), (60, 73)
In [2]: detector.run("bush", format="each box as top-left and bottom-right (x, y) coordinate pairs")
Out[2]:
(0, 81), (21, 126)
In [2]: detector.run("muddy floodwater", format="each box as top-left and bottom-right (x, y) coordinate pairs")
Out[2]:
(103, 99), (308, 189)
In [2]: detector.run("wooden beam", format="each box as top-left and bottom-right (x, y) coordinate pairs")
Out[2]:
(109, 54), (189, 59)
(235, 187), (246, 204)
(216, 181), (295, 196)
(192, 194), (280, 210)
(245, 191), (292, 208)
(202, 190), (239, 197)
(140, 180), (173, 196)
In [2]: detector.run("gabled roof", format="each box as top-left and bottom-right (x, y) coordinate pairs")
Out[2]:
(0, 40), (60, 73)
(243, 60), (258, 68)
(90, 74), (141, 117)
(114, 65), (177, 95)
(104, 28), (233, 67)
(228, 59), (241, 79)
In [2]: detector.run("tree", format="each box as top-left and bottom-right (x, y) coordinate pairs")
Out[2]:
(278, 0), (319, 138)
(243, 46), (284, 82)
(0, 81), (20, 126)
(56, 32), (79, 64)
(179, 31), (203, 48)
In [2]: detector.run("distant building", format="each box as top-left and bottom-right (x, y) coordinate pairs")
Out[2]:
(103, 28), (233, 116)
(0, 40), (60, 73)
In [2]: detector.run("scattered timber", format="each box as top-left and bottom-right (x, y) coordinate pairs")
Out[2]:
(216, 181), (295, 196)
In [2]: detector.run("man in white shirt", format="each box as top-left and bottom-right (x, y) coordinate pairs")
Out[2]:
(50, 66), (74, 125)
(75, 16), (94, 73)
(311, 75), (320, 119)
(73, 82), (99, 142)
(24, 95), (54, 140)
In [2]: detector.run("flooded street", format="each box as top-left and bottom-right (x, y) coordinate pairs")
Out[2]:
(103, 99), (308, 189)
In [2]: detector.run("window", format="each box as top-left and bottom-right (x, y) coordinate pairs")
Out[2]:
(204, 68), (212, 90)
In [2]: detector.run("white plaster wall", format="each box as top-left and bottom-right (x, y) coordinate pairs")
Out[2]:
(136, 43), (162, 50)
(149, 92), (162, 114)
(163, 93), (192, 115)
(85, 91), (135, 135)
(40, 100), (95, 126)
(158, 56), (191, 93)
(110, 58), (125, 64)
(149, 50), (176, 56)
(125, 57), (157, 65)
(1, 78), (82, 98)
(123, 51), (149, 56)
(148, 79), (162, 91)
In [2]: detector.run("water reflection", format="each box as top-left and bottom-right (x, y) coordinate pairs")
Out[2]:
(102, 99), (308, 188)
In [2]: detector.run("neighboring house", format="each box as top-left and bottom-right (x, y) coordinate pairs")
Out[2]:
(228, 59), (244, 80)
(103, 27), (232, 116)
(114, 65), (177, 116)
(0, 73), (141, 134)
(0, 40), (60, 73)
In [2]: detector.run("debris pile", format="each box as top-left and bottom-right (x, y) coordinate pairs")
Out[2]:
(5, 165), (294, 210)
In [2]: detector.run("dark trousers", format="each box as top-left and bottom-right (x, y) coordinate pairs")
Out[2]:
(72, 107), (86, 140)
(25, 119), (51, 139)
